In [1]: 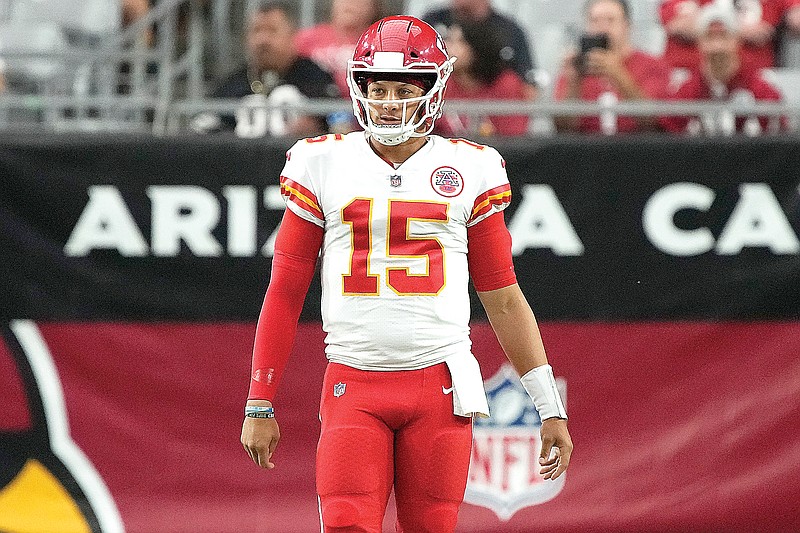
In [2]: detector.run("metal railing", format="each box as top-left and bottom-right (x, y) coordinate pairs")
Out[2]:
(166, 97), (800, 137)
(0, 0), (214, 132)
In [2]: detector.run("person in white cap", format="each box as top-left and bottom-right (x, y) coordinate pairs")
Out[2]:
(661, 3), (785, 134)
(660, 0), (790, 71)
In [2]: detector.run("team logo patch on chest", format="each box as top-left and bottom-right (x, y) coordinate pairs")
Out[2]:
(430, 166), (464, 197)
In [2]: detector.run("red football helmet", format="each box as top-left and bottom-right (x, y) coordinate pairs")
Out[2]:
(347, 16), (455, 145)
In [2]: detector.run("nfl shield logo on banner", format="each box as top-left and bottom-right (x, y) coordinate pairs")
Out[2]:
(333, 382), (346, 398)
(464, 364), (567, 521)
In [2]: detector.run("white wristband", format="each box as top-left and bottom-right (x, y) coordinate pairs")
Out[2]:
(520, 364), (567, 421)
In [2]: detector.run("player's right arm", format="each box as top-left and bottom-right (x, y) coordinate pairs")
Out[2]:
(241, 208), (323, 469)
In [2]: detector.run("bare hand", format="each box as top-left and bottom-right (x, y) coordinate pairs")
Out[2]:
(241, 401), (280, 469)
(738, 21), (774, 46)
(562, 49), (581, 84)
(538, 418), (573, 481)
(584, 49), (625, 81)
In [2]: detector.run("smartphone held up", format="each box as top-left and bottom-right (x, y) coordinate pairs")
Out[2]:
(577, 33), (609, 75)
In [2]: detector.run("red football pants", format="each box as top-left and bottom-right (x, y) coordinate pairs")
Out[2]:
(316, 362), (473, 533)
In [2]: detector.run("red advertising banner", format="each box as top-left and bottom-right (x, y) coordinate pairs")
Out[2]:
(3, 320), (799, 532)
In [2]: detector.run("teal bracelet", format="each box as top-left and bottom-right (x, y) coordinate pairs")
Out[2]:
(245, 411), (275, 419)
(245, 406), (274, 418)
(245, 406), (273, 412)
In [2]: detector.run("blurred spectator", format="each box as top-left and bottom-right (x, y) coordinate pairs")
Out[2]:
(661, 3), (785, 135)
(295, 0), (385, 97)
(660, 0), (788, 70)
(554, 0), (670, 134)
(0, 59), (6, 94)
(787, 0), (800, 32)
(119, 0), (154, 97)
(659, 0), (706, 69)
(123, 0), (154, 47)
(422, 0), (539, 99)
(437, 21), (531, 137)
(193, 0), (338, 138)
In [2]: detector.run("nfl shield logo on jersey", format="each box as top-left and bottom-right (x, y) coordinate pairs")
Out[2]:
(464, 364), (567, 521)
(333, 382), (346, 398)
(389, 174), (402, 188)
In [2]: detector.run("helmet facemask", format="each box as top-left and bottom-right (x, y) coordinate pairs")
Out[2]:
(348, 52), (455, 146)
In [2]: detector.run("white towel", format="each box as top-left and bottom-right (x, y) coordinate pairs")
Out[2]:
(445, 352), (490, 418)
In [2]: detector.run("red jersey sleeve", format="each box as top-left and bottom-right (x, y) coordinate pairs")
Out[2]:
(554, 71), (569, 101)
(490, 70), (530, 136)
(248, 209), (324, 401)
(760, 0), (785, 27)
(660, 72), (703, 133)
(639, 56), (672, 100)
(660, 0), (684, 23)
(467, 211), (517, 292)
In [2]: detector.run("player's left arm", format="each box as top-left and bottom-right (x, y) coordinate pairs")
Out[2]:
(468, 212), (573, 480)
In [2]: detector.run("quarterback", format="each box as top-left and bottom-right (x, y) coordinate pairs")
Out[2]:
(241, 15), (573, 532)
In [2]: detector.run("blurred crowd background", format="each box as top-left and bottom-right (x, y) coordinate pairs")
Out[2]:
(0, 0), (799, 137)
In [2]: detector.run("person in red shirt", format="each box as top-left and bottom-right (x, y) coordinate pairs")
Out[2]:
(554, 0), (670, 134)
(294, 0), (385, 98)
(661, 3), (785, 135)
(787, 0), (800, 32)
(436, 20), (531, 137)
(660, 0), (788, 70)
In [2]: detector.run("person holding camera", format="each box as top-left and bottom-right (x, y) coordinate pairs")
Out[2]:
(554, 0), (670, 134)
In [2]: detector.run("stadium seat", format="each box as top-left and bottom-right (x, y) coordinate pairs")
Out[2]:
(631, 23), (667, 56)
(780, 34), (800, 69)
(531, 22), (572, 82)
(405, 0), (449, 18)
(0, 0), (11, 22)
(762, 68), (800, 107)
(628, 0), (662, 23)
(527, 0), (584, 26)
(7, 0), (120, 38)
(761, 68), (800, 131)
(0, 20), (68, 90)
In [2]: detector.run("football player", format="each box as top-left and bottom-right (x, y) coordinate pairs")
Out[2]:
(241, 15), (573, 532)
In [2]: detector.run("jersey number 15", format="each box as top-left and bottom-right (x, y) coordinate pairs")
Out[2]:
(342, 198), (448, 296)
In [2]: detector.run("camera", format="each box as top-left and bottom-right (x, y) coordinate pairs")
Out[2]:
(576, 33), (609, 75)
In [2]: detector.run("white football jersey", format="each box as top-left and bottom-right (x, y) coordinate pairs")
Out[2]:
(280, 131), (511, 371)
